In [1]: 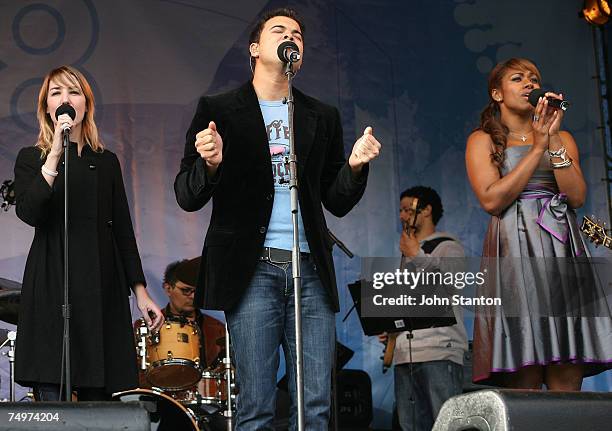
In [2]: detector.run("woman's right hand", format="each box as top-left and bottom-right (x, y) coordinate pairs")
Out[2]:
(49, 113), (73, 157)
(531, 96), (559, 152)
(41, 113), (72, 184)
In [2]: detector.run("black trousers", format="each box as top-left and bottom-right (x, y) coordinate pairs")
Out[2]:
(33, 383), (111, 401)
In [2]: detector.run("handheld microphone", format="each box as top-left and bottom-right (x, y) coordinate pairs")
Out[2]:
(528, 89), (570, 111)
(54, 103), (77, 134)
(277, 41), (300, 63)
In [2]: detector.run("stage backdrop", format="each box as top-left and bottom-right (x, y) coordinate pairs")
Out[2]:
(1, 0), (610, 425)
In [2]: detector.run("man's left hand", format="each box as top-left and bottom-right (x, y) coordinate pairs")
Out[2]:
(349, 126), (381, 173)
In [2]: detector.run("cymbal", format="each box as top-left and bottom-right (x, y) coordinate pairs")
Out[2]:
(0, 290), (20, 325)
(175, 257), (201, 287)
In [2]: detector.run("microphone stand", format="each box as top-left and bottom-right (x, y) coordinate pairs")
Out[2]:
(327, 229), (354, 259)
(223, 324), (233, 430)
(61, 128), (72, 402)
(284, 59), (305, 431)
(0, 331), (17, 401)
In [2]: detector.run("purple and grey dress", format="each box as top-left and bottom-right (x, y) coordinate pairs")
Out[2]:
(473, 145), (612, 385)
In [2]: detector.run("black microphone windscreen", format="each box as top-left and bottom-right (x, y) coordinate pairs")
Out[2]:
(277, 41), (299, 63)
(527, 88), (547, 107)
(55, 103), (76, 121)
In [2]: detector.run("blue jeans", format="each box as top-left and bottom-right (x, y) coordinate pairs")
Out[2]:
(394, 360), (463, 431)
(225, 257), (335, 430)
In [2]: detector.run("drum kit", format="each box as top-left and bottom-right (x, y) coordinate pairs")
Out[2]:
(127, 316), (236, 431)
(0, 277), (236, 430)
(0, 278), (20, 402)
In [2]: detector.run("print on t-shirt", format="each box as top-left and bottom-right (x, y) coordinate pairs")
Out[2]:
(267, 119), (290, 187)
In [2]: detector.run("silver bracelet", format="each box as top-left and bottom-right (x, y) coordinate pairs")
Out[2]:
(552, 158), (573, 169)
(548, 146), (566, 159)
(548, 146), (572, 169)
(41, 164), (58, 177)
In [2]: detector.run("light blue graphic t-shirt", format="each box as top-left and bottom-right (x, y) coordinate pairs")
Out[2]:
(260, 100), (310, 252)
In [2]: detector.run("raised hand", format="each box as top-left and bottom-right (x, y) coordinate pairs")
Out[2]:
(195, 121), (223, 169)
(349, 126), (381, 171)
(545, 92), (565, 136)
(50, 113), (73, 157)
(532, 96), (558, 151)
(399, 229), (420, 258)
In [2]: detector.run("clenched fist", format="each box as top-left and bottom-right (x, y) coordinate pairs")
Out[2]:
(195, 121), (223, 174)
(349, 126), (381, 173)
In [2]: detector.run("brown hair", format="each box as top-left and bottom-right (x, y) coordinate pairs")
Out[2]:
(478, 58), (541, 164)
(36, 65), (103, 157)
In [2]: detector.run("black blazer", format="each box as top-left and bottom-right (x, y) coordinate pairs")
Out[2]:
(174, 82), (368, 312)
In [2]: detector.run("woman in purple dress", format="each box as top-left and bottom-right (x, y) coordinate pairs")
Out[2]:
(466, 58), (612, 390)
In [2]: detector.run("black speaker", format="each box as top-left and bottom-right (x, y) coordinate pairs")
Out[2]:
(337, 369), (372, 430)
(274, 369), (373, 430)
(0, 402), (150, 430)
(433, 389), (612, 431)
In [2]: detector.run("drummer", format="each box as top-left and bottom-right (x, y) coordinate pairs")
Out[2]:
(135, 258), (226, 384)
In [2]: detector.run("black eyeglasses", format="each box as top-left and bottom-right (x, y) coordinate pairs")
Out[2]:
(176, 286), (196, 296)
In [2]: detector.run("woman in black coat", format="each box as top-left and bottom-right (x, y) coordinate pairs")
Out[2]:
(13, 65), (164, 401)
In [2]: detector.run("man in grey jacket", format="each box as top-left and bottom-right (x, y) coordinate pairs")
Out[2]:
(380, 186), (468, 431)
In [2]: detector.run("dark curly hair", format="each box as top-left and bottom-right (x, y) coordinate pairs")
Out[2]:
(163, 259), (188, 287)
(400, 186), (444, 225)
(478, 58), (541, 165)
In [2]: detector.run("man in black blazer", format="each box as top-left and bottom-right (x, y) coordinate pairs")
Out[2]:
(175, 7), (381, 429)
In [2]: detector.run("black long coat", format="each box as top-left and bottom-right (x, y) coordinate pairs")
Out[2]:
(14, 143), (144, 393)
(174, 82), (368, 311)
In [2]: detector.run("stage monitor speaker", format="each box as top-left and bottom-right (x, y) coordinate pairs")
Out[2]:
(0, 401), (150, 430)
(432, 389), (612, 431)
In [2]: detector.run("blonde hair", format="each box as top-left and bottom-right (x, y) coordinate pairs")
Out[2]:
(478, 58), (541, 165)
(36, 65), (103, 157)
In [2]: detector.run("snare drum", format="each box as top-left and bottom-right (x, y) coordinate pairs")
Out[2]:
(199, 368), (227, 405)
(145, 317), (202, 390)
(177, 365), (236, 415)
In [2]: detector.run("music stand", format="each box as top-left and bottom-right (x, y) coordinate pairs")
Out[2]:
(346, 281), (456, 335)
(346, 280), (457, 430)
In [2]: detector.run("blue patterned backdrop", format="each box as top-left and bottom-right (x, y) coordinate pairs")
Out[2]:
(1, 0), (610, 426)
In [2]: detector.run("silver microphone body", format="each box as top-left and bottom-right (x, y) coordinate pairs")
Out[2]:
(60, 121), (72, 134)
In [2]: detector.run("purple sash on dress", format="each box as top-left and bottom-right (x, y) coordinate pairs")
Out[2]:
(519, 185), (569, 243)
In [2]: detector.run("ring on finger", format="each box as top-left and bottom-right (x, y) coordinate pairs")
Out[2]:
(532, 114), (540, 121)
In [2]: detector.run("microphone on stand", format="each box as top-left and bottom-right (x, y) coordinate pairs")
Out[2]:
(528, 88), (570, 111)
(54, 103), (77, 136)
(277, 41), (301, 63)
